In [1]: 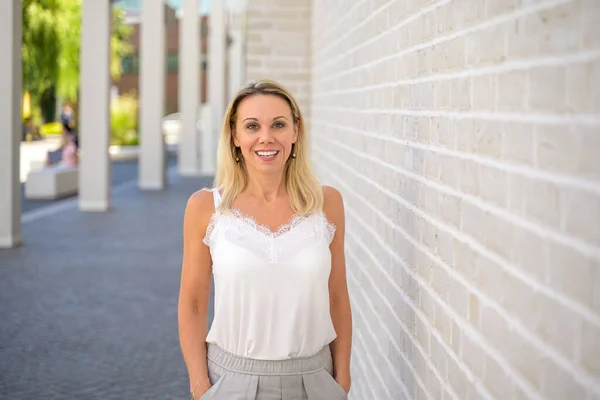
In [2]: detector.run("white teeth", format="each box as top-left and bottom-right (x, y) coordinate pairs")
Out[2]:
(256, 151), (278, 157)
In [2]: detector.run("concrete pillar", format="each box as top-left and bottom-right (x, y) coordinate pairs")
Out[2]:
(178, 0), (201, 176)
(139, 0), (166, 189)
(79, 0), (111, 212)
(0, 0), (22, 248)
(204, 0), (226, 175)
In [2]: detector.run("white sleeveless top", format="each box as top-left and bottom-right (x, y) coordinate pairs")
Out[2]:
(202, 188), (338, 360)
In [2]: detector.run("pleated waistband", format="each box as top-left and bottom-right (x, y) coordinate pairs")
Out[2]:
(206, 343), (331, 376)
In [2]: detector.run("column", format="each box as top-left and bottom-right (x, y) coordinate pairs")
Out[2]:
(79, 0), (111, 212)
(0, 0), (22, 248)
(227, 0), (247, 102)
(227, 13), (246, 102)
(178, 0), (201, 176)
(204, 0), (226, 175)
(139, 0), (166, 189)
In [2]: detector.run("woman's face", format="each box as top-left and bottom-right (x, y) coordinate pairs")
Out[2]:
(233, 94), (298, 175)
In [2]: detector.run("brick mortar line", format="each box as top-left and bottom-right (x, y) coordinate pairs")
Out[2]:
(323, 164), (533, 400)
(344, 329), (371, 396)
(346, 232), (466, 400)
(309, 0), (368, 46)
(347, 271), (414, 399)
(247, 54), (307, 59)
(313, 106), (600, 126)
(350, 316), (397, 400)
(312, 0), (451, 67)
(347, 295), (376, 397)
(247, 7), (310, 13)
(349, 292), (385, 398)
(316, 148), (600, 394)
(345, 339), (372, 400)
(312, 0), (570, 77)
(316, 124), (600, 260)
(317, 133), (600, 328)
(246, 67), (311, 73)
(312, 49), (600, 93)
(313, 118), (600, 196)
(346, 237), (440, 399)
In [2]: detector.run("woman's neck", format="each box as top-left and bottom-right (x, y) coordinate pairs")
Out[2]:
(245, 170), (286, 203)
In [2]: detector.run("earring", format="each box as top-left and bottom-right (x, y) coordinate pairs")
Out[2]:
(292, 143), (296, 158)
(235, 147), (240, 163)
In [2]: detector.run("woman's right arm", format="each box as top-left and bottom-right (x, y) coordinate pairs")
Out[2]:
(178, 189), (215, 399)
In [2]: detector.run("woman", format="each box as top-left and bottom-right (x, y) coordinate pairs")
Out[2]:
(178, 80), (352, 400)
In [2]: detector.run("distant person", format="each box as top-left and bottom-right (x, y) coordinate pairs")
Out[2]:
(46, 124), (78, 167)
(60, 103), (75, 129)
(178, 80), (353, 399)
(61, 130), (79, 167)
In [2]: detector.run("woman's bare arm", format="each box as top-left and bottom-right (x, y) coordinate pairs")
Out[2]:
(324, 186), (353, 394)
(178, 189), (215, 399)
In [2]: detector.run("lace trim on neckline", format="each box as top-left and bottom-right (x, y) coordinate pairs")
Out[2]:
(202, 209), (336, 247)
(229, 208), (309, 238)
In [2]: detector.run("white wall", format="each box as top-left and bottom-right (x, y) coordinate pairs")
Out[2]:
(246, 0), (600, 398)
(310, 0), (600, 399)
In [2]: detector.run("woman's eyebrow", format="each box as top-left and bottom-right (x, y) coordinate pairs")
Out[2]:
(242, 116), (288, 122)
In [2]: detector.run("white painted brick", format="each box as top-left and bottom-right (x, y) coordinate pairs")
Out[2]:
(528, 65), (567, 113)
(497, 70), (528, 112)
(524, 179), (562, 230)
(483, 353), (516, 399)
(582, 0), (600, 49)
(542, 359), (589, 400)
(502, 122), (535, 166)
(242, 0), (600, 397)
(536, 1), (583, 55)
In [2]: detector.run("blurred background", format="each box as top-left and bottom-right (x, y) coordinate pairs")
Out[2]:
(1, 0), (599, 399)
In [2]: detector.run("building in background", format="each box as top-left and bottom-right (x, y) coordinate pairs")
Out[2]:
(112, 0), (209, 114)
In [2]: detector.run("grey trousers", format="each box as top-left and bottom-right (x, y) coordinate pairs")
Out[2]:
(200, 343), (349, 400)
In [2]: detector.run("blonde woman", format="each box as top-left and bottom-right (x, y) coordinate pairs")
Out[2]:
(178, 80), (352, 400)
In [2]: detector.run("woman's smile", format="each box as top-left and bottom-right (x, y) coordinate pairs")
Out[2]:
(255, 150), (280, 161)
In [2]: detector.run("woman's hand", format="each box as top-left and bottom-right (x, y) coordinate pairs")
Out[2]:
(191, 379), (212, 400)
(336, 374), (351, 394)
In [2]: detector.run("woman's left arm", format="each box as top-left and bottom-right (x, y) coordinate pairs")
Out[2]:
(324, 186), (353, 394)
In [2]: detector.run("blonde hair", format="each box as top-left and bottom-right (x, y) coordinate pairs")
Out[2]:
(214, 79), (323, 215)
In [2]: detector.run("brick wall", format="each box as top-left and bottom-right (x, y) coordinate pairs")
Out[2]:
(245, 0), (312, 118)
(308, 1), (600, 399)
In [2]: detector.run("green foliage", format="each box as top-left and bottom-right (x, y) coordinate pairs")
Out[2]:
(22, 1), (134, 112)
(22, 0), (61, 105)
(40, 121), (64, 136)
(55, 0), (81, 101)
(110, 92), (139, 146)
(111, 7), (134, 79)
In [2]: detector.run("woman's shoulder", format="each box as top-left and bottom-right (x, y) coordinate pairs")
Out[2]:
(184, 188), (218, 230)
(187, 187), (217, 208)
(321, 185), (344, 223)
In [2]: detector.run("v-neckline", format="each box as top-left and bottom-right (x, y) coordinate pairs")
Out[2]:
(229, 208), (309, 238)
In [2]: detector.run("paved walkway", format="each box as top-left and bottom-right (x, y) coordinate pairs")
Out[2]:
(0, 168), (214, 399)
(21, 155), (177, 214)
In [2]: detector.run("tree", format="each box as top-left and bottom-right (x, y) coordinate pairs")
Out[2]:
(21, 0), (61, 109)
(21, 0), (133, 122)
(56, 1), (133, 101)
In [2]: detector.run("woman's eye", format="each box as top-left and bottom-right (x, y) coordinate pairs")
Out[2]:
(273, 122), (285, 128)
(246, 124), (259, 130)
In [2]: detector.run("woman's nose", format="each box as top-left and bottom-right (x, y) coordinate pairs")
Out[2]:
(258, 127), (275, 142)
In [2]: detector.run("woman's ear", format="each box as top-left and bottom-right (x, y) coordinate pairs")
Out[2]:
(232, 126), (240, 147)
(293, 119), (299, 142)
